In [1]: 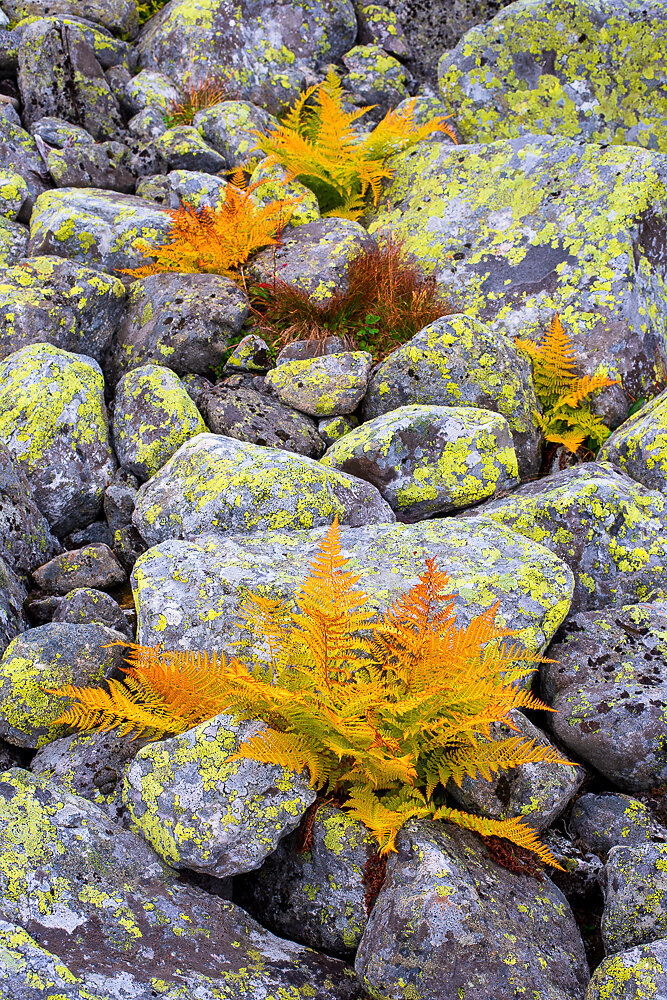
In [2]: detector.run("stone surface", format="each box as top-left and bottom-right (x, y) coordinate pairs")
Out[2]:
(30, 116), (95, 148)
(0, 555), (27, 658)
(155, 123), (227, 172)
(542, 600), (667, 792)
(0, 166), (28, 220)
(194, 99), (279, 169)
(32, 544), (125, 594)
(355, 819), (589, 1000)
(569, 793), (655, 859)
(602, 842), (667, 954)
(0, 439), (61, 576)
(132, 432), (395, 545)
(125, 68), (181, 113)
(249, 157), (321, 225)
(342, 44), (413, 119)
(586, 940), (667, 1000)
(135, 166), (228, 209)
(52, 586), (132, 638)
(224, 333), (271, 372)
(0, 115), (50, 217)
(322, 404), (519, 519)
(599, 389), (667, 494)
(0, 344), (116, 536)
(266, 351), (374, 417)
(3, 0), (139, 36)
(46, 140), (137, 193)
(357, 3), (412, 59)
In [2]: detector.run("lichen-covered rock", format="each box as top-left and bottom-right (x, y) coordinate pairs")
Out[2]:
(237, 804), (376, 959)
(602, 842), (667, 953)
(0, 166), (28, 220)
(449, 708), (583, 831)
(3, 0), (139, 36)
(224, 333), (271, 372)
(342, 44), (413, 118)
(32, 543), (125, 594)
(0, 623), (127, 748)
(132, 432), (395, 544)
(586, 940), (667, 999)
(0, 115), (50, 217)
(52, 586), (132, 637)
(0, 344), (116, 535)
(355, 819), (589, 1000)
(0, 440), (61, 576)
(357, 3), (412, 58)
(322, 404), (519, 518)
(104, 271), (249, 384)
(154, 123), (226, 172)
(128, 105), (168, 141)
(135, 166), (228, 208)
(0, 256), (126, 364)
(370, 134), (667, 422)
(125, 67), (181, 113)
(541, 601), (667, 791)
(266, 351), (374, 417)
(250, 218), (377, 304)
(30, 115), (95, 148)
(363, 313), (541, 477)
(0, 768), (363, 999)
(134, 0), (357, 105)
(569, 794), (656, 859)
(112, 364), (206, 482)
(194, 99), (279, 169)
(248, 157), (321, 225)
(319, 414), (357, 446)
(0, 216), (28, 266)
(46, 139), (136, 192)
(124, 714), (315, 876)
(184, 376), (325, 457)
(599, 388), (667, 493)
(131, 517), (573, 656)
(462, 463), (667, 611)
(439, 0), (667, 150)
(27, 187), (173, 274)
(0, 555), (27, 657)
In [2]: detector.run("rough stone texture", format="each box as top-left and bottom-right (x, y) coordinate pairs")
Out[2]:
(319, 414), (357, 446)
(569, 794), (655, 859)
(135, 166), (228, 209)
(0, 166), (28, 220)
(266, 351), (374, 417)
(128, 106), (169, 142)
(52, 586), (132, 638)
(342, 44), (413, 119)
(0, 256), (126, 365)
(32, 543), (125, 594)
(0, 555), (27, 658)
(104, 271), (249, 384)
(249, 157), (322, 226)
(195, 99), (279, 170)
(224, 333), (271, 372)
(0, 439), (61, 576)
(0, 623), (127, 749)
(541, 600), (667, 792)
(461, 463), (667, 612)
(131, 518), (574, 657)
(599, 389), (667, 494)
(0, 344), (116, 536)
(369, 134), (667, 426)
(0, 768), (364, 999)
(586, 940), (667, 999)
(449, 708), (583, 832)
(357, 3), (412, 59)
(124, 714), (316, 877)
(27, 187), (173, 275)
(355, 819), (589, 1000)
(125, 68), (181, 113)
(0, 115), (50, 218)
(250, 218), (377, 304)
(439, 0), (667, 150)
(602, 842), (667, 954)
(154, 124), (227, 172)
(47, 140), (137, 193)
(0, 216), (29, 266)
(237, 804), (375, 959)
(112, 364), (206, 482)
(362, 313), (541, 478)
(184, 376), (325, 457)
(30, 116), (95, 148)
(132, 432), (395, 545)
(2, 0), (139, 36)
(322, 404), (519, 519)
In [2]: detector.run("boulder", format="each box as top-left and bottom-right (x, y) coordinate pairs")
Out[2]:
(0, 166), (29, 220)
(266, 351), (374, 416)
(30, 116), (95, 148)
(0, 440), (61, 576)
(569, 794), (656, 859)
(602, 843), (667, 954)
(46, 140), (137, 193)
(155, 123), (227, 172)
(341, 44), (413, 119)
(194, 99), (279, 169)
(2, 0), (139, 36)
(599, 389), (667, 493)
(0, 555), (27, 657)
(586, 940), (667, 1000)
(0, 116), (50, 218)
(248, 157), (321, 225)
(356, 3), (412, 59)
(125, 68), (181, 113)
(52, 587), (132, 637)
(135, 166), (228, 208)
(32, 544), (125, 594)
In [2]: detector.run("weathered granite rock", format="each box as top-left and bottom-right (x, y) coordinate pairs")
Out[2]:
(125, 68), (181, 113)
(461, 463), (667, 611)
(355, 819), (589, 1000)
(322, 404), (519, 519)
(3, 0), (139, 36)
(357, 3), (412, 58)
(128, 105), (168, 141)
(0, 555), (27, 657)
(30, 115), (95, 148)
(599, 389), (667, 493)
(0, 115), (50, 217)
(195, 99), (279, 169)
(46, 140), (136, 193)
(602, 842), (667, 954)
(0, 166), (28, 220)
(542, 601), (667, 791)
(266, 351), (374, 417)
(32, 544), (125, 594)
(155, 124), (227, 172)
(586, 940), (667, 999)
(112, 364), (206, 482)
(342, 44), (413, 119)
(362, 313), (541, 477)
(0, 623), (127, 748)
(0, 344), (116, 536)
(0, 440), (61, 576)
(52, 587), (132, 637)
(319, 414), (357, 446)
(0, 257), (126, 364)
(131, 518), (574, 656)
(223, 333), (271, 372)
(249, 157), (321, 226)
(569, 794), (656, 859)
(135, 166), (228, 209)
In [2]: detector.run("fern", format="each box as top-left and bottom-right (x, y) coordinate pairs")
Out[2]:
(48, 520), (573, 868)
(516, 313), (619, 453)
(253, 67), (457, 220)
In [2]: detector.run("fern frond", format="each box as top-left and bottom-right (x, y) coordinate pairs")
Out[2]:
(444, 735), (575, 786)
(556, 370), (619, 409)
(48, 679), (185, 739)
(433, 806), (563, 869)
(233, 729), (334, 788)
(361, 100), (457, 159)
(515, 313), (579, 410)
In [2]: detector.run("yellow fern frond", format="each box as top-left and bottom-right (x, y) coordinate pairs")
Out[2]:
(433, 806), (563, 869)
(48, 679), (185, 739)
(445, 735), (574, 786)
(556, 370), (619, 409)
(515, 313), (579, 409)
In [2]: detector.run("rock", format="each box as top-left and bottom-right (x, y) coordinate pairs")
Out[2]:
(0, 344), (116, 536)
(370, 134), (667, 422)
(0, 623), (127, 748)
(30, 116), (95, 148)
(541, 600), (667, 792)
(0, 115), (50, 218)
(124, 714), (315, 876)
(125, 67), (181, 113)
(0, 440), (61, 576)
(342, 44), (413, 119)
(52, 587), (132, 638)
(249, 157), (322, 225)
(194, 99), (279, 169)
(602, 843), (667, 954)
(3, 0), (140, 36)
(0, 166), (28, 220)
(542, 827), (605, 910)
(319, 414), (357, 446)
(569, 794), (656, 859)
(17, 18), (124, 139)
(357, 4), (412, 59)
(266, 351), (374, 416)
(104, 272), (249, 384)
(64, 520), (113, 549)
(184, 377), (325, 457)
(103, 467), (137, 534)
(131, 517), (573, 655)
(250, 218), (377, 304)
(134, 0), (357, 105)
(155, 124), (227, 172)
(237, 803), (376, 959)
(135, 165), (228, 208)
(224, 333), (271, 372)
(0, 555), (27, 657)
(355, 819), (589, 1000)
(0, 257), (126, 365)
(277, 334), (348, 363)
(439, 0), (667, 150)
(449, 708), (583, 832)
(586, 940), (667, 999)
(0, 768), (364, 999)
(46, 140), (136, 193)
(363, 313), (541, 478)
(27, 188), (173, 274)
(112, 364), (206, 482)
(127, 105), (168, 140)
(461, 463), (667, 612)
(132, 432), (395, 545)
(0, 217), (29, 265)
(598, 389), (667, 493)
(322, 404), (519, 519)
(32, 544), (125, 594)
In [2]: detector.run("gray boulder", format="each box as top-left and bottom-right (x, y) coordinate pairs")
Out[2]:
(0, 554), (27, 657)
(599, 389), (667, 493)
(155, 124), (227, 172)
(602, 843), (667, 954)
(2, 0), (139, 36)
(586, 940), (667, 999)
(0, 115), (50, 218)
(52, 587), (132, 637)
(0, 440), (61, 576)
(569, 794), (657, 859)
(194, 99), (279, 169)
(266, 351), (374, 416)
(46, 140), (137, 193)
(32, 544), (125, 594)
